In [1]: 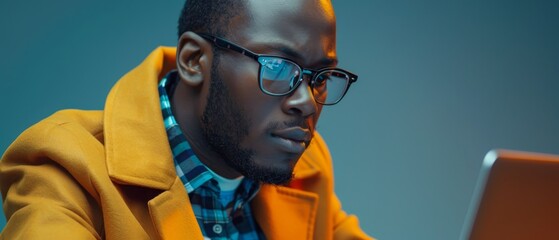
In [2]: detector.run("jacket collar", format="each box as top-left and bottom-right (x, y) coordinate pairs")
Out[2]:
(104, 46), (178, 190)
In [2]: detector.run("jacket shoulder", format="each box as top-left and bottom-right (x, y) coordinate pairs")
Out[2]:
(0, 109), (107, 238)
(2, 109), (105, 168)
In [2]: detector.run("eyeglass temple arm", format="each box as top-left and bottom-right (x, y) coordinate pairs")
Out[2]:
(197, 33), (260, 61)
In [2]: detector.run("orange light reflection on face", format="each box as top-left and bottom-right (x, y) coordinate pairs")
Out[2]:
(319, 0), (336, 20)
(318, 0), (337, 64)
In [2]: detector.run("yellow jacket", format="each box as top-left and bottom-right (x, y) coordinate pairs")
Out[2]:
(0, 47), (372, 240)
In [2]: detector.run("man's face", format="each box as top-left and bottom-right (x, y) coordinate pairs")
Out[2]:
(201, 0), (337, 184)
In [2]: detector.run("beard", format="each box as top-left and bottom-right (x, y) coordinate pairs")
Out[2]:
(200, 59), (295, 185)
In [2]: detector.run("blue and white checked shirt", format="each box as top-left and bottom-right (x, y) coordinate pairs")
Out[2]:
(158, 71), (265, 240)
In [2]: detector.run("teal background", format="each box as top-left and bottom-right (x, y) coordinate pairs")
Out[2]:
(1, 1), (558, 239)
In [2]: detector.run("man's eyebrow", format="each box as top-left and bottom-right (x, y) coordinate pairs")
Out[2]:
(265, 45), (338, 67)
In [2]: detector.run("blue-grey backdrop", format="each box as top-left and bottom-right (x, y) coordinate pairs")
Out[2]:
(1, 1), (558, 239)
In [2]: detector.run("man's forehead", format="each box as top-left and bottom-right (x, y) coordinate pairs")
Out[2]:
(230, 0), (336, 39)
(245, 0), (335, 22)
(241, 0), (336, 37)
(245, 0), (333, 10)
(231, 0), (337, 66)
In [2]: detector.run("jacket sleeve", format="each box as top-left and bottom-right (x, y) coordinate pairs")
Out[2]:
(0, 119), (104, 239)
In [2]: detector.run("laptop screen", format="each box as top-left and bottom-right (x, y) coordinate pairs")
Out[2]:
(460, 149), (559, 240)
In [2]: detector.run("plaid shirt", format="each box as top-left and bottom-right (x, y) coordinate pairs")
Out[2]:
(158, 71), (265, 240)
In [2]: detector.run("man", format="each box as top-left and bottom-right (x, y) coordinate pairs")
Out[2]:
(0, 0), (372, 239)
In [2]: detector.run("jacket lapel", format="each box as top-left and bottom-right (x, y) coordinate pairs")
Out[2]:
(252, 154), (321, 240)
(252, 184), (319, 240)
(148, 178), (204, 240)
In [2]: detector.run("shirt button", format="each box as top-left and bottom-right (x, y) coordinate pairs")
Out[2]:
(212, 224), (223, 234)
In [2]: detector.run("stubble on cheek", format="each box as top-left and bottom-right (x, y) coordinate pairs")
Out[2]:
(201, 67), (299, 185)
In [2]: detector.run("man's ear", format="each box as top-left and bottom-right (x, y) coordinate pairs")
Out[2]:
(176, 31), (212, 86)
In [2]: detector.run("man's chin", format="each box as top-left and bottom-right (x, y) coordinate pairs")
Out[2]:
(251, 171), (294, 185)
(222, 148), (300, 185)
(236, 161), (296, 185)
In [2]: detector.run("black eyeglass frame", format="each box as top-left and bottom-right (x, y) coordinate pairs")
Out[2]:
(196, 33), (358, 105)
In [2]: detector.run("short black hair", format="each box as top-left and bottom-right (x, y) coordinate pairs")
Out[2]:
(177, 0), (246, 38)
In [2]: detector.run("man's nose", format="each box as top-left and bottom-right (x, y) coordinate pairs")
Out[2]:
(281, 79), (317, 117)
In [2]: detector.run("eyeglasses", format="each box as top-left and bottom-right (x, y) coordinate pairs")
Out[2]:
(197, 33), (358, 105)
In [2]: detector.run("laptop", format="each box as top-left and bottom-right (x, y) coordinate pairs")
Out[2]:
(460, 149), (559, 240)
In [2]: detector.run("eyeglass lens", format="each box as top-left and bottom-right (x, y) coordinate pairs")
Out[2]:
(258, 56), (349, 104)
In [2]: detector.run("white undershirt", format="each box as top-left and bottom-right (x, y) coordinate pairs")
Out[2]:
(205, 167), (244, 207)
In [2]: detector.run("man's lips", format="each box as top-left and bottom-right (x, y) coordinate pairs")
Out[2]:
(272, 127), (311, 142)
(271, 127), (312, 153)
